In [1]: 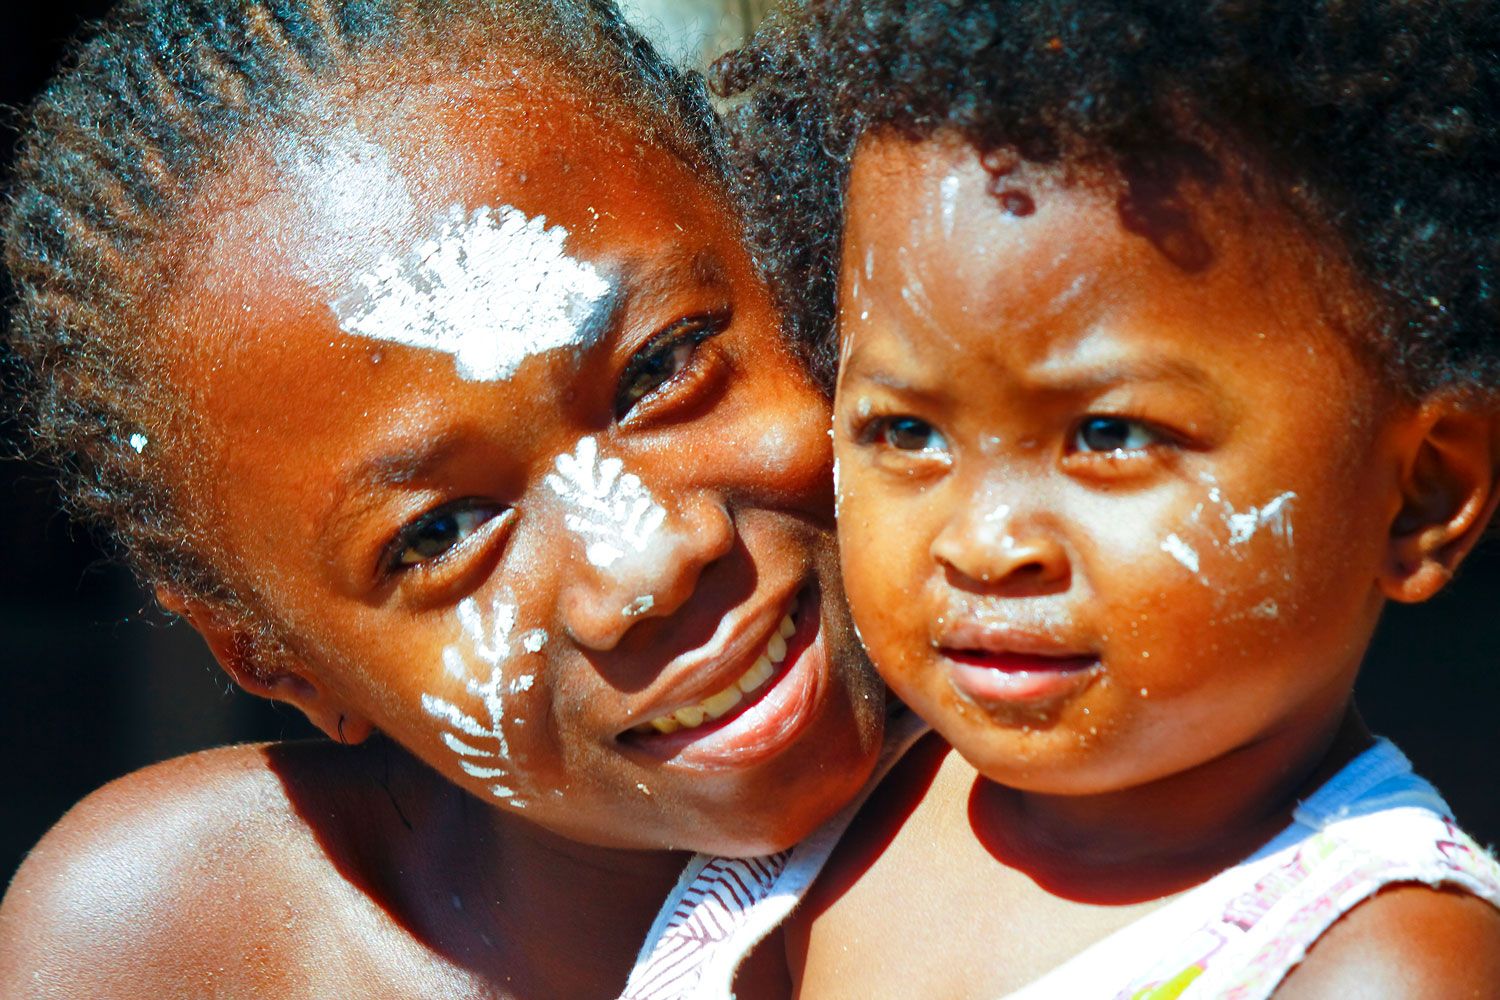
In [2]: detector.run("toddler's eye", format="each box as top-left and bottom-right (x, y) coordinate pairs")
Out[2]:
(874, 416), (949, 453)
(615, 315), (725, 419)
(389, 500), (505, 570)
(1072, 416), (1164, 454)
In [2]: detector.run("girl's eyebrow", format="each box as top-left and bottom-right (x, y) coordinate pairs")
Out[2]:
(321, 429), (471, 531)
(612, 247), (731, 313)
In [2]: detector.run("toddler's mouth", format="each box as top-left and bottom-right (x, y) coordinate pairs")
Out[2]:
(937, 647), (1102, 709)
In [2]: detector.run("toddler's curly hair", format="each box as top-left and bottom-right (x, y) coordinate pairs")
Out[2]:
(714, 0), (1500, 396)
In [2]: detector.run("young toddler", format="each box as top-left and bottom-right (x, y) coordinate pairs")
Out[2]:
(698, 0), (1500, 995)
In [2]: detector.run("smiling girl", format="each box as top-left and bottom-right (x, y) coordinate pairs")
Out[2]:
(715, 0), (1500, 996)
(0, 1), (885, 995)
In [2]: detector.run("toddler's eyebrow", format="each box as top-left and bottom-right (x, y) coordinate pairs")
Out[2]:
(1025, 355), (1215, 394)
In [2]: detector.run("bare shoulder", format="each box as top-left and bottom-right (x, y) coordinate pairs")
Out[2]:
(0, 740), (387, 997)
(1276, 883), (1500, 999)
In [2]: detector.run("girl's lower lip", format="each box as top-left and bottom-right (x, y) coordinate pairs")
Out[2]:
(941, 651), (1101, 706)
(622, 589), (826, 770)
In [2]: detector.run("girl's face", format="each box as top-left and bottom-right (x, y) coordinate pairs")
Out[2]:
(156, 68), (883, 855)
(833, 132), (1406, 795)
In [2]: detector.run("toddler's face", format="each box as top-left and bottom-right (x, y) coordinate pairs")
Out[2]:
(833, 132), (1406, 794)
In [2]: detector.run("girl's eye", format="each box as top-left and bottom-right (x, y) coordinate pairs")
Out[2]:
(873, 415), (949, 452)
(615, 315), (725, 419)
(389, 501), (505, 570)
(1071, 416), (1165, 454)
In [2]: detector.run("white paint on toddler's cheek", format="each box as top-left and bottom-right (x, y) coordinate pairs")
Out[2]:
(624, 595), (655, 618)
(1160, 533), (1201, 574)
(544, 435), (667, 569)
(334, 204), (613, 382)
(421, 595), (546, 808)
(1225, 491), (1296, 546)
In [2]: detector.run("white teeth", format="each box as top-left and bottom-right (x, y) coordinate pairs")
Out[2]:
(673, 705), (707, 728)
(634, 609), (798, 736)
(701, 685), (743, 720)
(767, 633), (787, 664)
(737, 657), (775, 694)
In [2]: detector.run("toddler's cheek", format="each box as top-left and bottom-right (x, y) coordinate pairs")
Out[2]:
(837, 490), (933, 671)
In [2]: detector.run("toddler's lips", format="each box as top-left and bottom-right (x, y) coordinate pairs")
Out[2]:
(939, 649), (1101, 708)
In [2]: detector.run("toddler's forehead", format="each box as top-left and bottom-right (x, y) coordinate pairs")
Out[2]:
(840, 131), (1375, 372)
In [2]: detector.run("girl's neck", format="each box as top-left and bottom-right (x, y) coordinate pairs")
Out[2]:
(357, 740), (688, 994)
(965, 704), (1371, 904)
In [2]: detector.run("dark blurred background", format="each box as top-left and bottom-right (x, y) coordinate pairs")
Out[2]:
(1, 1), (1496, 892)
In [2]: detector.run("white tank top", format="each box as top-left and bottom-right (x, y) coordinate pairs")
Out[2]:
(623, 734), (1500, 1000)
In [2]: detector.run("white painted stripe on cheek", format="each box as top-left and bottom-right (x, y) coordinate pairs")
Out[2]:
(422, 595), (543, 807)
(334, 204), (613, 381)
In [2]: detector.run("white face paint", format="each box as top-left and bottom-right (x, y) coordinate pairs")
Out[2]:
(127, 433), (149, 454)
(939, 173), (962, 239)
(334, 204), (613, 382)
(422, 595), (540, 808)
(544, 435), (668, 569)
(1160, 533), (1201, 574)
(1224, 491), (1296, 546)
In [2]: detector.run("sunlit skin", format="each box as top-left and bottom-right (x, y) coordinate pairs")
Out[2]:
(0, 58), (881, 999)
(790, 131), (1500, 998)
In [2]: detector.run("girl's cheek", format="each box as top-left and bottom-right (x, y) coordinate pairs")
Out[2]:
(418, 592), (553, 812)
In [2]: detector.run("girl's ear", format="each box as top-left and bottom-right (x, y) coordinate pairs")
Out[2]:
(154, 585), (376, 743)
(1380, 405), (1500, 604)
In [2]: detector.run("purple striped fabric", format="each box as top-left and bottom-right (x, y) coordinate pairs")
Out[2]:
(622, 851), (791, 999)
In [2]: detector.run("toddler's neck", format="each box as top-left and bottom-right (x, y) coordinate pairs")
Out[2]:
(962, 704), (1371, 904)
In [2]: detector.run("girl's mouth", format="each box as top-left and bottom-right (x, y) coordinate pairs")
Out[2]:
(619, 587), (827, 769)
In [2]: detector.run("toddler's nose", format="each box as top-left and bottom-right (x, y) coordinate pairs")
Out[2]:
(931, 504), (1070, 595)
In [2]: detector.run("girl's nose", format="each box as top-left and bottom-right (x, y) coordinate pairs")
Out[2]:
(560, 492), (735, 651)
(930, 505), (1070, 594)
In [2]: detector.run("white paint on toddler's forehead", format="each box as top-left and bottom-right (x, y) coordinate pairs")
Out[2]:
(545, 435), (667, 569)
(333, 204), (613, 381)
(940, 173), (962, 239)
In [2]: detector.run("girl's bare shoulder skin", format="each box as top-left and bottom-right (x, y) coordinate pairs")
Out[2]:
(0, 740), (477, 998)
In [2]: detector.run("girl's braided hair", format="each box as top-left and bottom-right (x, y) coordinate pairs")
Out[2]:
(4, 0), (723, 612)
(714, 0), (1500, 396)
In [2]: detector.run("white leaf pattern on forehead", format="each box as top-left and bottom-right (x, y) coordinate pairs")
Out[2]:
(545, 435), (668, 568)
(334, 204), (613, 382)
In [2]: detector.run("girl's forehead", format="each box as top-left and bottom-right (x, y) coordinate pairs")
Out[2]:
(178, 68), (690, 292)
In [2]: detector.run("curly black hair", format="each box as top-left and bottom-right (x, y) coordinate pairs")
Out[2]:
(713, 0), (1500, 395)
(2, 0), (723, 618)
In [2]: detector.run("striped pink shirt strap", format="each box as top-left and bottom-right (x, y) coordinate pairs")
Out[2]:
(622, 710), (930, 1000)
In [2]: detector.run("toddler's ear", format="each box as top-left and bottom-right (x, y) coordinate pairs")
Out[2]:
(154, 585), (376, 743)
(1380, 404), (1500, 603)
